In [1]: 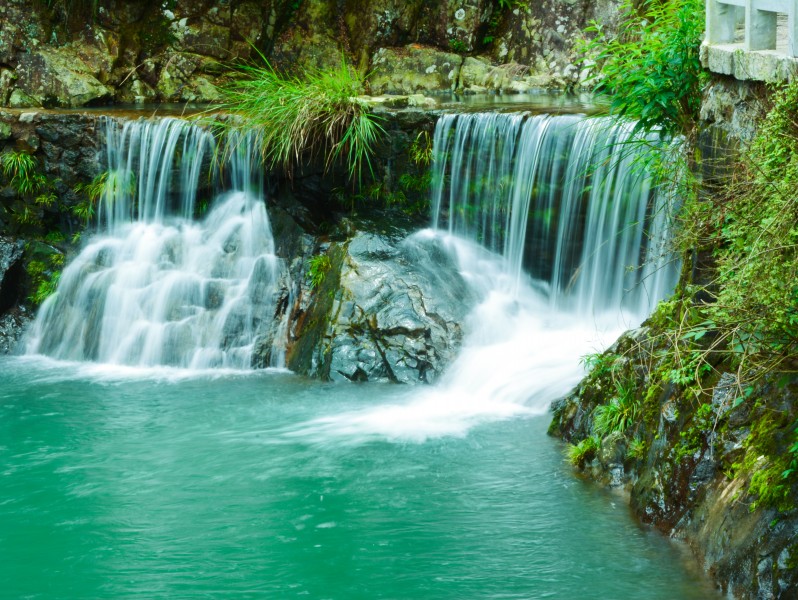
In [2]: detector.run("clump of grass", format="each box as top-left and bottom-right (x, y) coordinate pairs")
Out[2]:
(217, 55), (384, 182)
(566, 435), (601, 468)
(592, 379), (639, 437)
(308, 254), (331, 289)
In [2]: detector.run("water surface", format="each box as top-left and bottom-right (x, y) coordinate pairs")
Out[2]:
(1, 358), (719, 599)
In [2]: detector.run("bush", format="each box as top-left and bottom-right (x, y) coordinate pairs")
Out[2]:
(216, 55), (384, 182)
(579, 0), (707, 138)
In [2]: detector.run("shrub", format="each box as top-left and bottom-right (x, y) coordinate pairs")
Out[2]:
(579, 0), (707, 138)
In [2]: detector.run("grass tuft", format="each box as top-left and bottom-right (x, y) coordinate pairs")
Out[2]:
(215, 54), (384, 182)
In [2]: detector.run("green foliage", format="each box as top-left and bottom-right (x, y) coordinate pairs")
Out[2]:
(216, 55), (384, 182)
(593, 379), (639, 436)
(410, 131), (433, 167)
(0, 151), (62, 233)
(734, 413), (796, 512)
(627, 436), (647, 460)
(699, 82), (798, 379)
(1, 152), (40, 194)
(578, 0), (707, 137)
(448, 39), (468, 54)
(26, 255), (62, 306)
(580, 351), (619, 379)
(676, 402), (714, 461)
(566, 435), (601, 468)
(308, 254), (331, 289)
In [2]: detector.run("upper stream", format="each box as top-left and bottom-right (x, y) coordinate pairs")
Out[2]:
(1, 107), (716, 598)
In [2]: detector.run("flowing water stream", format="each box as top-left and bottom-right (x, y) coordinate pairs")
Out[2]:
(1, 110), (718, 598)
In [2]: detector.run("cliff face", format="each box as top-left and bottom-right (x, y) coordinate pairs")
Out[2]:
(0, 0), (621, 108)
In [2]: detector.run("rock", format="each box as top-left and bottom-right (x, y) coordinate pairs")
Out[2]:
(0, 237), (23, 296)
(0, 308), (30, 355)
(155, 52), (224, 102)
(15, 46), (113, 107)
(0, 69), (16, 106)
(700, 77), (770, 143)
(369, 45), (464, 95)
(288, 230), (475, 384)
(8, 89), (36, 109)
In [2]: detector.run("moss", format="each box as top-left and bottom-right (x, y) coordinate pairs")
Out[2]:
(734, 409), (795, 512)
(285, 241), (347, 377)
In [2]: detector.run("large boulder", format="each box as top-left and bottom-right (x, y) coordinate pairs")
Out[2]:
(287, 230), (475, 384)
(369, 45), (463, 95)
(15, 46), (113, 108)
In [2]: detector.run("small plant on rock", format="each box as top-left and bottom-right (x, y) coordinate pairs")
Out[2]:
(566, 435), (601, 468)
(308, 254), (332, 289)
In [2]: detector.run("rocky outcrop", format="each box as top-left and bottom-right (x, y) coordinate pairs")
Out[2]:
(700, 76), (770, 144)
(286, 230), (474, 384)
(550, 325), (798, 599)
(0, 0), (624, 107)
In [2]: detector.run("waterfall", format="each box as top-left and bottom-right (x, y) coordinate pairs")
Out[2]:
(293, 113), (680, 442)
(25, 118), (288, 370)
(431, 112), (679, 318)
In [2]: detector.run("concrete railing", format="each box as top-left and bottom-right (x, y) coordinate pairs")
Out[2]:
(707, 0), (798, 56)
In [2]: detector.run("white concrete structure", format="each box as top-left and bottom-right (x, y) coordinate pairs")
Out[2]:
(704, 0), (798, 80)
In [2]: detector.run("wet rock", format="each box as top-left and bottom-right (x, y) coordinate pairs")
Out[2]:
(0, 307), (30, 355)
(287, 230), (474, 384)
(155, 52), (224, 103)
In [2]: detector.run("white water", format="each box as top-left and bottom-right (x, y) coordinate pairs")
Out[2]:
(26, 118), (288, 369)
(301, 113), (678, 443)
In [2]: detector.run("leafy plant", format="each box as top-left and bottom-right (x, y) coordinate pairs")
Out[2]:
(578, 0), (707, 138)
(0, 151), (62, 233)
(73, 169), (134, 224)
(26, 256), (62, 306)
(580, 351), (619, 379)
(566, 435), (601, 468)
(308, 254), (331, 289)
(627, 436), (647, 460)
(215, 54), (384, 182)
(410, 131), (434, 167)
(448, 39), (468, 54)
(593, 379), (639, 436)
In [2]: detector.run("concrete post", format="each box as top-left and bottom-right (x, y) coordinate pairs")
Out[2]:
(745, 0), (778, 51)
(707, 0), (740, 44)
(789, 0), (798, 56)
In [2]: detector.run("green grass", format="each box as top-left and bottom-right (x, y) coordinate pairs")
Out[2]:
(216, 55), (384, 182)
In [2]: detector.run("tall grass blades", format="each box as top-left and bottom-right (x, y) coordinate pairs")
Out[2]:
(217, 56), (384, 182)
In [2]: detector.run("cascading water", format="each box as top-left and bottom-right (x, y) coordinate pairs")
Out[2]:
(431, 112), (679, 316)
(304, 112), (679, 442)
(25, 117), (288, 369)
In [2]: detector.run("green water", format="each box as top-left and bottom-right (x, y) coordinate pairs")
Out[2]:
(0, 357), (718, 599)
